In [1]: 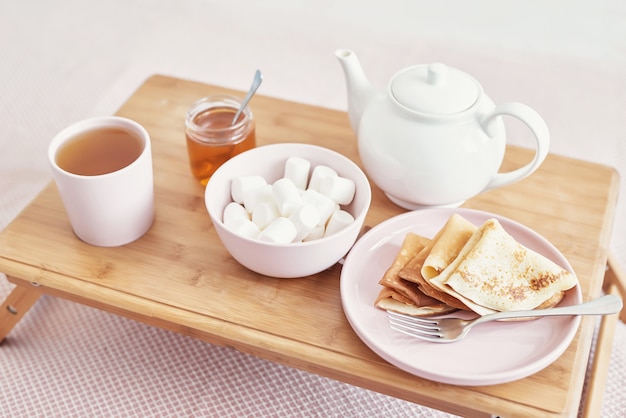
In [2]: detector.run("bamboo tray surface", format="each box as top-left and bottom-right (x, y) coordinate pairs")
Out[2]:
(0, 75), (619, 417)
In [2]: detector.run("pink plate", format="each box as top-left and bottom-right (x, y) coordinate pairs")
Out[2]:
(340, 208), (581, 386)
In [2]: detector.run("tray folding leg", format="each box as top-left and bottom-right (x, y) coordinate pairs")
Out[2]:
(0, 276), (43, 343)
(582, 253), (625, 417)
(604, 253), (626, 322)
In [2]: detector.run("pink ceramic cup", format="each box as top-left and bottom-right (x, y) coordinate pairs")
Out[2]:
(48, 116), (154, 247)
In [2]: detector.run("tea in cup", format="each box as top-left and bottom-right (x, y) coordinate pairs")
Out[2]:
(48, 116), (154, 247)
(185, 95), (256, 186)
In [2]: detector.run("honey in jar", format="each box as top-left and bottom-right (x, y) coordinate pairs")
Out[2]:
(185, 95), (256, 185)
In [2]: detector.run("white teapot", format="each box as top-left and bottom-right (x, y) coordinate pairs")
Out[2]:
(335, 49), (550, 209)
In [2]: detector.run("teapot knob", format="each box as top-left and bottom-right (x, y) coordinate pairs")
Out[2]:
(427, 63), (448, 86)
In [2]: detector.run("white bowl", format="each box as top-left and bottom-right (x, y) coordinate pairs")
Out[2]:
(205, 143), (372, 278)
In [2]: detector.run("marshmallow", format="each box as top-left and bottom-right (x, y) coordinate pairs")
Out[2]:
(258, 217), (297, 244)
(289, 203), (321, 242)
(223, 202), (250, 229)
(243, 183), (273, 213)
(302, 224), (325, 242)
(301, 189), (337, 226)
(284, 157), (311, 190)
(252, 201), (280, 229)
(324, 209), (355, 237)
(319, 175), (356, 205)
(231, 175), (267, 204)
(308, 165), (338, 192)
(272, 177), (303, 217)
(228, 218), (261, 239)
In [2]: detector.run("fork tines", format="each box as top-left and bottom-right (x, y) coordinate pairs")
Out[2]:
(386, 310), (442, 339)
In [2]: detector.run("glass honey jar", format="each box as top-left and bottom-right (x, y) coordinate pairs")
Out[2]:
(185, 95), (256, 185)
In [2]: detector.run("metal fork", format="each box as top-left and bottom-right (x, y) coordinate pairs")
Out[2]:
(387, 294), (623, 343)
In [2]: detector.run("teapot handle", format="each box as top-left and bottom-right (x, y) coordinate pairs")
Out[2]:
(479, 102), (550, 191)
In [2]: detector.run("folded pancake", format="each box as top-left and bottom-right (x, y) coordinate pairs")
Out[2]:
(421, 213), (478, 280)
(375, 232), (457, 316)
(398, 213), (475, 311)
(375, 287), (458, 317)
(375, 286), (413, 306)
(429, 218), (578, 315)
(379, 232), (431, 295)
(398, 246), (469, 310)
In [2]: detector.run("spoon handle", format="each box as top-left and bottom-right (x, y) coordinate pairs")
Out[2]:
(232, 69), (263, 125)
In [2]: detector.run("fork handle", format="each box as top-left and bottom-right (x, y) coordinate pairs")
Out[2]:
(476, 294), (623, 323)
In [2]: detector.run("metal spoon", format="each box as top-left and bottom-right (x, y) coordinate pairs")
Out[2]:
(231, 69), (263, 125)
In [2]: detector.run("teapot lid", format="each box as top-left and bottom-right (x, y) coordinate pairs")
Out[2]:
(390, 63), (479, 115)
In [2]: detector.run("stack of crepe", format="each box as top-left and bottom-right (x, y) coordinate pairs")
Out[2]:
(375, 214), (579, 316)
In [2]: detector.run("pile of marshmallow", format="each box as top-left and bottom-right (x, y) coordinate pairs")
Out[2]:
(223, 156), (356, 244)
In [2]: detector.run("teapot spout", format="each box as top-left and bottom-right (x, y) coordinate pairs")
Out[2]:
(335, 49), (376, 135)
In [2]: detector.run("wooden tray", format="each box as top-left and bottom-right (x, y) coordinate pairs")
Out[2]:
(0, 74), (620, 417)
